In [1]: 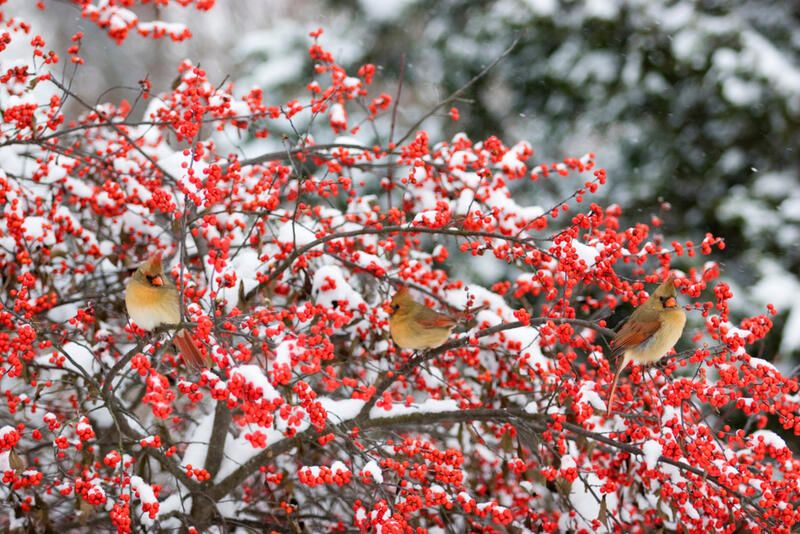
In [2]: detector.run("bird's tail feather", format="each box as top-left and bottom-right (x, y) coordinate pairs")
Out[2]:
(173, 330), (208, 370)
(606, 353), (631, 417)
(451, 302), (490, 321)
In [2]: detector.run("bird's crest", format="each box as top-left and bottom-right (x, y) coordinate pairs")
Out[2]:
(652, 275), (676, 297)
(390, 286), (413, 309)
(140, 252), (164, 276)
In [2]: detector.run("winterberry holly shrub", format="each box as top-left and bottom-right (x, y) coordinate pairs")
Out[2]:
(0, 2), (797, 532)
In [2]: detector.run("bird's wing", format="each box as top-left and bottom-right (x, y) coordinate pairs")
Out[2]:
(611, 313), (661, 357)
(414, 309), (457, 329)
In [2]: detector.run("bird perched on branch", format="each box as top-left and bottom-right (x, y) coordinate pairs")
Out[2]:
(606, 275), (686, 415)
(388, 286), (484, 350)
(125, 253), (208, 369)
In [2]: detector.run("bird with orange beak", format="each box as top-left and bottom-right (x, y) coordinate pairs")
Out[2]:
(125, 253), (208, 369)
(606, 275), (686, 415)
(388, 286), (485, 350)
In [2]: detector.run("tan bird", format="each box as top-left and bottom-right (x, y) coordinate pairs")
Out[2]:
(125, 253), (208, 369)
(606, 276), (686, 415)
(388, 286), (486, 350)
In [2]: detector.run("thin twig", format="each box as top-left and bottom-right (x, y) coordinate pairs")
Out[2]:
(386, 54), (406, 210)
(394, 35), (521, 147)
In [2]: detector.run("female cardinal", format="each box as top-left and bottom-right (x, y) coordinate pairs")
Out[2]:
(388, 286), (480, 350)
(606, 275), (686, 415)
(125, 253), (208, 369)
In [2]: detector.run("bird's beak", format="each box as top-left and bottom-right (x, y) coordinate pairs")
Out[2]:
(383, 302), (394, 314)
(151, 275), (164, 287)
(664, 296), (677, 308)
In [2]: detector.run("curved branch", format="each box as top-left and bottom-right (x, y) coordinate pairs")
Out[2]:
(235, 143), (381, 169)
(358, 316), (617, 418)
(356, 320), (526, 419)
(101, 339), (147, 399)
(244, 224), (551, 304)
(207, 404), (769, 528)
